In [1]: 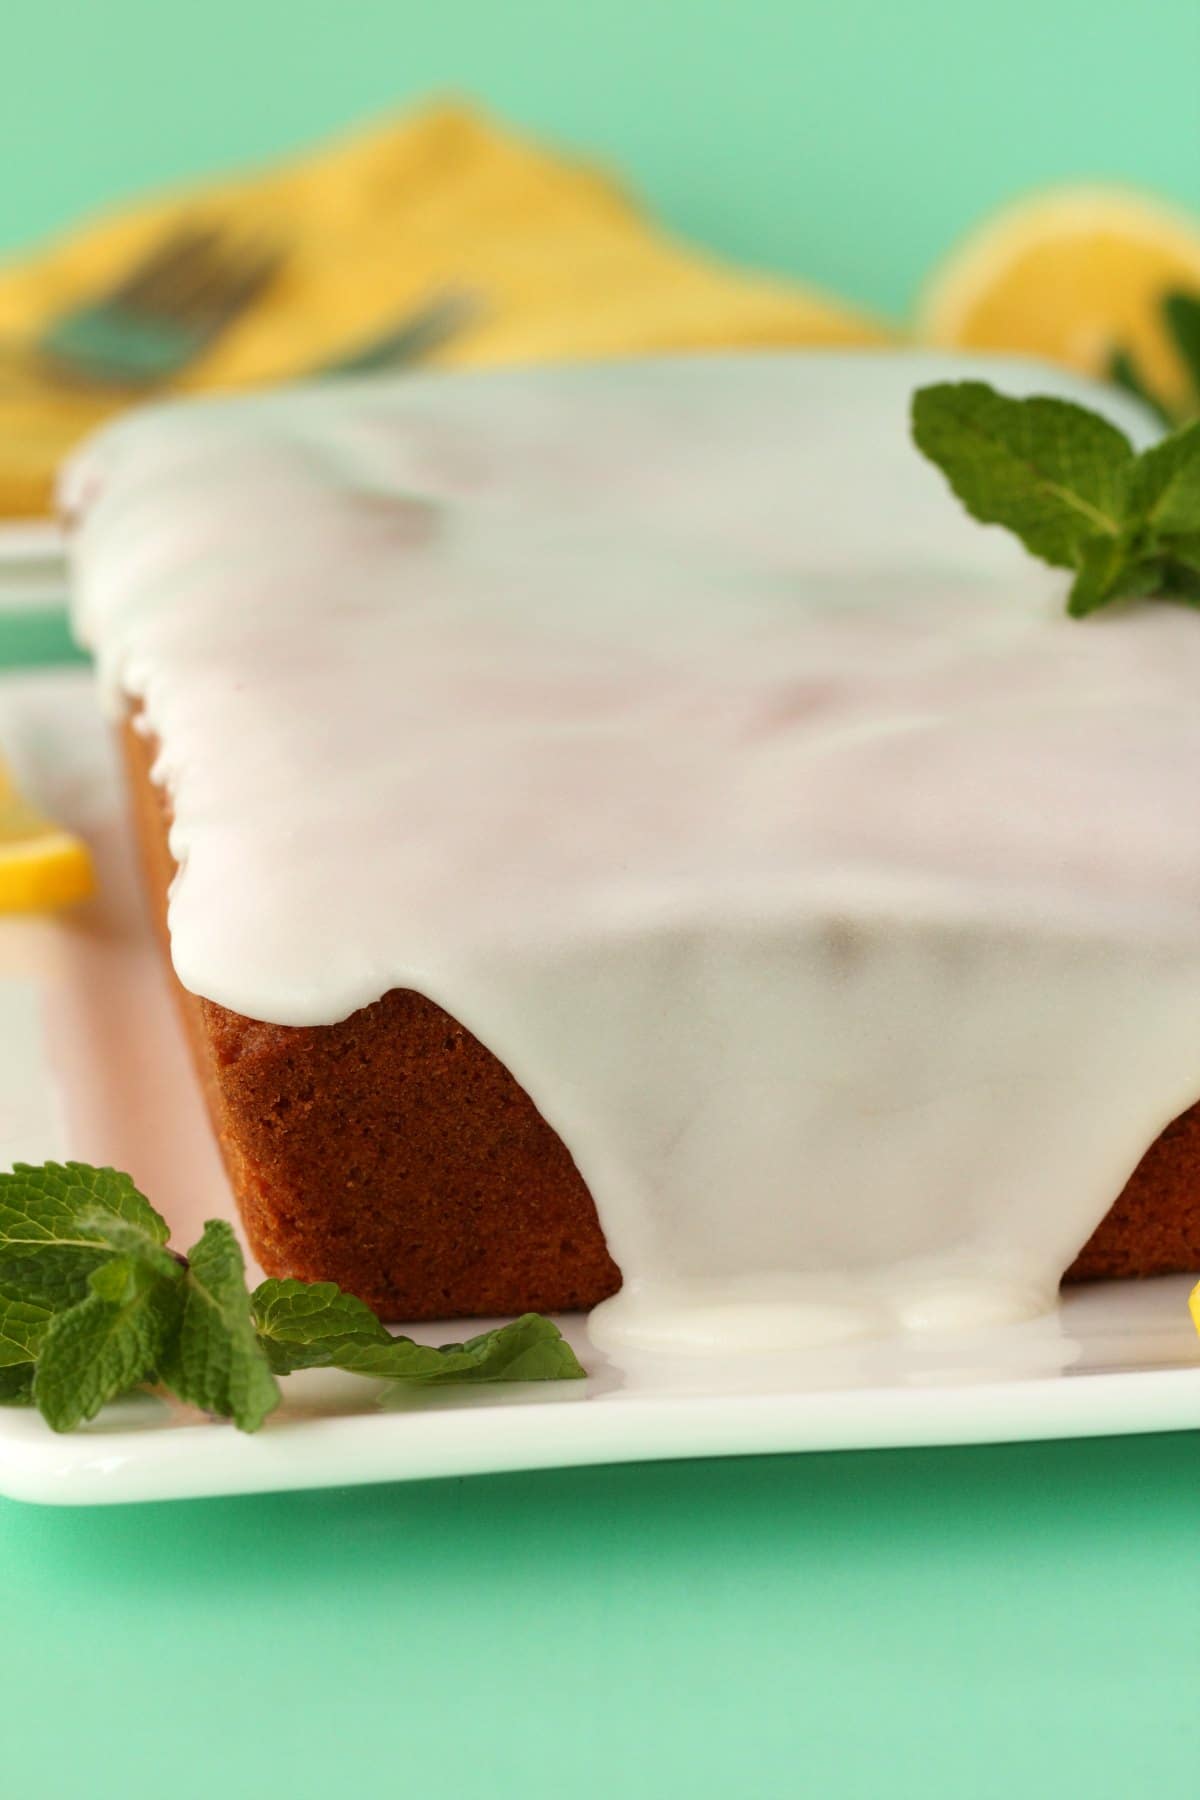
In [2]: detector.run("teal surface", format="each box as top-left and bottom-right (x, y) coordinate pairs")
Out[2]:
(0, 1441), (1198, 1798)
(3, 9), (1200, 1790)
(0, 607), (87, 671)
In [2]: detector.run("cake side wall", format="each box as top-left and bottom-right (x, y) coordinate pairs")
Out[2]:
(118, 714), (622, 1320)
(117, 711), (1200, 1305)
(1065, 1105), (1200, 1282)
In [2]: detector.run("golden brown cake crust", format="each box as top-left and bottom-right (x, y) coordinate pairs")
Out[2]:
(120, 714), (1200, 1316)
(1065, 1106), (1200, 1282)
(121, 717), (621, 1319)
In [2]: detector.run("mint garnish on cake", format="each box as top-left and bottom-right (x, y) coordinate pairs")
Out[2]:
(913, 382), (1200, 615)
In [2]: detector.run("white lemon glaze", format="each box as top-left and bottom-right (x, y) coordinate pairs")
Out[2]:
(61, 352), (1200, 1350)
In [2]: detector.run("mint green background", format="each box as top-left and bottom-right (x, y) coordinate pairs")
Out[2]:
(3, 0), (1199, 320)
(1, 1439), (1199, 1798)
(4, 4), (1200, 1793)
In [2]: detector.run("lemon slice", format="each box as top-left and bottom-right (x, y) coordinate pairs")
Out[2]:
(916, 186), (1200, 414)
(0, 761), (94, 912)
(1190, 1281), (1200, 1340)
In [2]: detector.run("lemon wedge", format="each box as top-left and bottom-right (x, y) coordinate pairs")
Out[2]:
(0, 760), (94, 912)
(1190, 1281), (1200, 1340)
(917, 185), (1200, 415)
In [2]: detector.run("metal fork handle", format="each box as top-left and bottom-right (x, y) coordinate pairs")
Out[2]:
(37, 313), (204, 389)
(321, 290), (483, 378)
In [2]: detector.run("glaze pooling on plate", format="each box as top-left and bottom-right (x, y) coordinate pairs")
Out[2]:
(61, 351), (1200, 1351)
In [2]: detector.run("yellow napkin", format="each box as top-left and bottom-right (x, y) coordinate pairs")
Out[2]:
(0, 101), (885, 519)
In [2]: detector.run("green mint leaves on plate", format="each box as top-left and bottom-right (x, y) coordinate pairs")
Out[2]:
(912, 381), (1200, 617)
(253, 1279), (584, 1383)
(0, 1162), (584, 1433)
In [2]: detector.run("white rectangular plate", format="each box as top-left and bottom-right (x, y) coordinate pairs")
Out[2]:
(1, 667), (1198, 1505)
(0, 519), (63, 564)
(0, 520), (67, 610)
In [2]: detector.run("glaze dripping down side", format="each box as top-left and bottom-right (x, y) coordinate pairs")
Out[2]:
(62, 351), (1200, 1348)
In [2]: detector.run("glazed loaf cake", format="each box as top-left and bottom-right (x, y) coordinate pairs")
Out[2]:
(66, 352), (1200, 1342)
(120, 710), (1200, 1311)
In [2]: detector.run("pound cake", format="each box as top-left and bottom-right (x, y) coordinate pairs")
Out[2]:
(61, 352), (1200, 1346)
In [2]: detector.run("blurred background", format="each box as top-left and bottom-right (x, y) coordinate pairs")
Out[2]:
(5, 0), (1199, 313)
(2, 0), (1199, 523)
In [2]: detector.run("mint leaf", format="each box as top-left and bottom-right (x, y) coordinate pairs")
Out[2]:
(0, 1364), (34, 1406)
(1163, 533), (1200, 573)
(425, 1314), (587, 1384)
(0, 1162), (169, 1321)
(253, 1279), (585, 1383)
(1066, 537), (1131, 617)
(1156, 559), (1200, 604)
(1063, 539), (1174, 617)
(3, 1168), (190, 1432)
(1164, 292), (1200, 409)
(1107, 349), (1175, 429)
(160, 1221), (279, 1432)
(0, 1245), (108, 1317)
(0, 1162), (168, 1250)
(78, 1213), (184, 1281)
(32, 1256), (182, 1433)
(1126, 420), (1200, 538)
(250, 1279), (392, 1374)
(911, 381), (1135, 569)
(0, 1279), (54, 1368)
(913, 380), (1200, 617)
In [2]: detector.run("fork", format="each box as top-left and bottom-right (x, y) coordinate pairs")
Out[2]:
(322, 288), (483, 377)
(28, 225), (283, 390)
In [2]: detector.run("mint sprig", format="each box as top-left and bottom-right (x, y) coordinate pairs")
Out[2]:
(912, 381), (1200, 616)
(0, 1162), (585, 1432)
